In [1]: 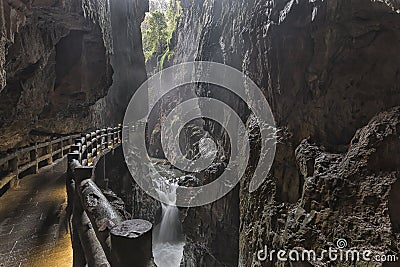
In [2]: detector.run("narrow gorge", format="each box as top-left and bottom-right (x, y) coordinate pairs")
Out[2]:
(0, 0), (399, 266)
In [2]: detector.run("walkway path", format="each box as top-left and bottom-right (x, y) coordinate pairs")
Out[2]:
(0, 158), (72, 267)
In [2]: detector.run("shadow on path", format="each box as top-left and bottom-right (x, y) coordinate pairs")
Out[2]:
(0, 158), (72, 267)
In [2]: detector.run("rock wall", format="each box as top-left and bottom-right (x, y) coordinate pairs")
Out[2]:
(162, 0), (400, 266)
(107, 0), (148, 124)
(0, 0), (148, 153)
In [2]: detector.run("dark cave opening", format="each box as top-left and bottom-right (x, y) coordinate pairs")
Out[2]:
(54, 30), (84, 91)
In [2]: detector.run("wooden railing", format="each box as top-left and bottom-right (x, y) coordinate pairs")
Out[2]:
(0, 126), (125, 191)
(0, 133), (81, 190)
(0, 125), (154, 266)
(67, 126), (122, 167)
(67, 125), (154, 267)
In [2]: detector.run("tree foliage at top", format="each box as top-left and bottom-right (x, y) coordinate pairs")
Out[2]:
(142, 0), (182, 63)
(142, 11), (169, 60)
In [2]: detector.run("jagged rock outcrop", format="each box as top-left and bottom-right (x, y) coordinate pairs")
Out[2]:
(240, 107), (400, 266)
(292, 107), (400, 261)
(156, 0), (400, 266)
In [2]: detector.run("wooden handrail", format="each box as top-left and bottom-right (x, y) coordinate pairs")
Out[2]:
(0, 123), (152, 266)
(0, 125), (122, 191)
(70, 126), (122, 167)
(67, 123), (154, 267)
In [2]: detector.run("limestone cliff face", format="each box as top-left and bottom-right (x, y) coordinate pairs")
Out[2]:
(107, 0), (148, 124)
(164, 0), (400, 266)
(0, 0), (148, 153)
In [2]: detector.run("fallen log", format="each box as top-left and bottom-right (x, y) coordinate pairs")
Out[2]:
(74, 210), (110, 267)
(78, 179), (123, 261)
(69, 158), (109, 266)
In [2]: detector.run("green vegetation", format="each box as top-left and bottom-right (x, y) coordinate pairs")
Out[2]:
(142, 11), (169, 60)
(142, 0), (182, 66)
(160, 46), (174, 69)
(166, 0), (182, 39)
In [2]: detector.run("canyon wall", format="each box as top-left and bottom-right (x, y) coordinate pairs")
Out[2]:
(107, 0), (148, 124)
(0, 0), (148, 154)
(163, 0), (400, 266)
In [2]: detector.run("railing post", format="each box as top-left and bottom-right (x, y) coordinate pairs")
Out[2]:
(81, 134), (88, 166)
(60, 139), (64, 158)
(94, 131), (98, 156)
(30, 143), (38, 174)
(68, 153), (81, 165)
(71, 143), (82, 162)
(113, 127), (118, 144)
(91, 132), (97, 158)
(66, 136), (72, 154)
(9, 156), (19, 188)
(47, 141), (53, 165)
(69, 136), (73, 154)
(101, 129), (107, 150)
(111, 127), (115, 148)
(87, 133), (93, 165)
(107, 128), (112, 148)
(96, 130), (101, 154)
(117, 125), (122, 144)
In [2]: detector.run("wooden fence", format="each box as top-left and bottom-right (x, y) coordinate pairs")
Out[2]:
(0, 133), (81, 190)
(0, 126), (124, 191)
(0, 125), (154, 266)
(66, 125), (154, 267)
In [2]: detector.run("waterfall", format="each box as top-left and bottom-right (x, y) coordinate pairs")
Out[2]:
(153, 180), (185, 267)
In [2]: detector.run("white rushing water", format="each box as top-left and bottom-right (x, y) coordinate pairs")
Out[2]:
(153, 178), (185, 267)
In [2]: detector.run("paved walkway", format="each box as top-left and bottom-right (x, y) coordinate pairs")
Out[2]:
(0, 159), (72, 267)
